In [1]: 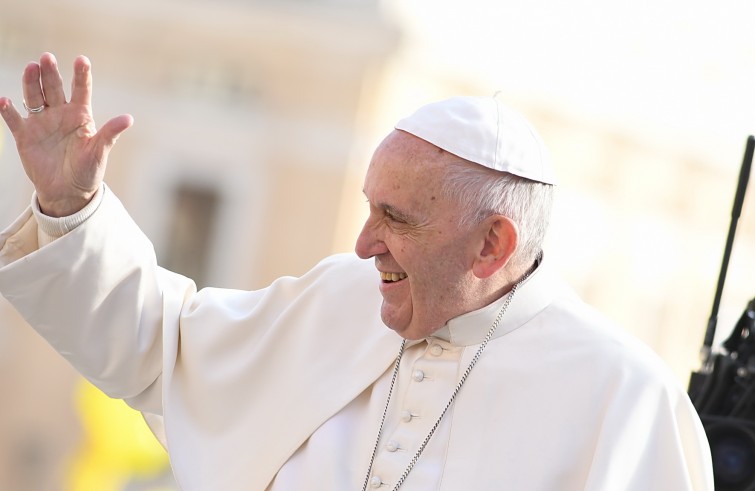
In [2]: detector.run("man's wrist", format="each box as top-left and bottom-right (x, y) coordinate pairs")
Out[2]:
(37, 191), (97, 218)
(32, 184), (105, 238)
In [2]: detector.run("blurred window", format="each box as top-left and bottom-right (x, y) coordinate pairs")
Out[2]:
(163, 184), (220, 289)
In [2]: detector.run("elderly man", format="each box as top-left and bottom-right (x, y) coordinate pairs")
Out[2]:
(0, 53), (712, 490)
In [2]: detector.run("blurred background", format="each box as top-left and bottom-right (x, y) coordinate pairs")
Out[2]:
(0, 0), (753, 489)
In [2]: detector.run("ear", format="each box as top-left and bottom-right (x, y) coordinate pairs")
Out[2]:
(471, 215), (519, 279)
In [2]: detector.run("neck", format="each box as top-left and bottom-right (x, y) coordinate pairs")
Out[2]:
(480, 255), (540, 310)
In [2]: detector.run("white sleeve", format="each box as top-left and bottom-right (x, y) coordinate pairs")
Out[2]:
(0, 185), (195, 416)
(32, 184), (105, 247)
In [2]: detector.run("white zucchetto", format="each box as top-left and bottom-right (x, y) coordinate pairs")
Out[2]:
(395, 96), (557, 185)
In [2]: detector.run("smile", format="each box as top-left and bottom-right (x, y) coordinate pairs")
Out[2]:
(380, 272), (408, 282)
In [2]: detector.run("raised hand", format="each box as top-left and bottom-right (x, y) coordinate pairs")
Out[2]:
(0, 53), (133, 217)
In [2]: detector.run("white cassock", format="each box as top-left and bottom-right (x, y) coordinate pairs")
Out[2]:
(0, 186), (713, 490)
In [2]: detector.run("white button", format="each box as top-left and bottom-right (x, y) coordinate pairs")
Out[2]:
(401, 410), (413, 422)
(412, 370), (425, 382)
(386, 440), (399, 452)
(371, 475), (383, 487)
(429, 344), (443, 356)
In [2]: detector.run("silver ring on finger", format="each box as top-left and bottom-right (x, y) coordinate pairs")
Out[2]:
(23, 100), (46, 114)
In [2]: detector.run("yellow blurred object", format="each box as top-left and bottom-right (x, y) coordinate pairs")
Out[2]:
(67, 379), (172, 491)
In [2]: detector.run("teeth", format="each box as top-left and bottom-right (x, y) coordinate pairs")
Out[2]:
(380, 272), (407, 282)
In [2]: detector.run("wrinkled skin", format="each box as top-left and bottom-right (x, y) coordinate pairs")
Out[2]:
(0, 53), (132, 217)
(355, 130), (519, 340)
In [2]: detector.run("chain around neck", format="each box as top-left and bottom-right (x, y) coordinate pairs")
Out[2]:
(360, 279), (526, 491)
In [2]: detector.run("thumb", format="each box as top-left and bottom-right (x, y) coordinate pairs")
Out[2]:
(97, 114), (134, 150)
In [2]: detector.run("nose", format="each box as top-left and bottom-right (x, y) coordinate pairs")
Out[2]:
(355, 215), (387, 259)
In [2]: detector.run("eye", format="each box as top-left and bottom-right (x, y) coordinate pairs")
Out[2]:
(384, 210), (402, 223)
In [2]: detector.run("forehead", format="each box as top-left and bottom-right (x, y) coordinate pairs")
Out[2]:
(364, 131), (448, 189)
(363, 131), (462, 221)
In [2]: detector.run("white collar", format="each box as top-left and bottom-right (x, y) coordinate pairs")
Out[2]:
(428, 255), (561, 347)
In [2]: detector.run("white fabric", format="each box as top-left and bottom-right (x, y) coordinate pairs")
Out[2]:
(0, 186), (713, 490)
(31, 184), (105, 239)
(395, 96), (557, 184)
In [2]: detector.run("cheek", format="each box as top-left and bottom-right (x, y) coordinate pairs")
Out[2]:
(413, 247), (469, 296)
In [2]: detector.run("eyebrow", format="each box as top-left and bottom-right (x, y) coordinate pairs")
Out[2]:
(383, 204), (416, 223)
(362, 191), (418, 224)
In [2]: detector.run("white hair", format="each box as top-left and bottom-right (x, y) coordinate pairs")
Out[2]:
(441, 160), (554, 270)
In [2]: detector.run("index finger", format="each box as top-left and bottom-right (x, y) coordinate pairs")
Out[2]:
(69, 55), (92, 106)
(0, 97), (24, 135)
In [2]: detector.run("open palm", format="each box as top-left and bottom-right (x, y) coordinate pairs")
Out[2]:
(0, 53), (132, 217)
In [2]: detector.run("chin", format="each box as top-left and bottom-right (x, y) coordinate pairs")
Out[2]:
(389, 326), (424, 340)
(381, 315), (414, 339)
(381, 304), (436, 340)
(381, 316), (433, 341)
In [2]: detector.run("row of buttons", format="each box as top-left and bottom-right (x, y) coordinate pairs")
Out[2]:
(369, 342), (445, 488)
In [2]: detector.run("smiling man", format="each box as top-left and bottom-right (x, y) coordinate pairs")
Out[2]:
(356, 127), (541, 340)
(0, 53), (712, 490)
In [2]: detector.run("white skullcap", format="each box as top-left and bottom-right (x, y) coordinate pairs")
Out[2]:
(395, 96), (557, 185)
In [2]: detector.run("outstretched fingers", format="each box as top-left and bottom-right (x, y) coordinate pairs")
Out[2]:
(0, 97), (24, 135)
(39, 53), (66, 107)
(22, 62), (44, 111)
(70, 56), (92, 107)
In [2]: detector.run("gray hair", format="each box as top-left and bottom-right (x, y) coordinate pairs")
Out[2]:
(441, 160), (554, 270)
